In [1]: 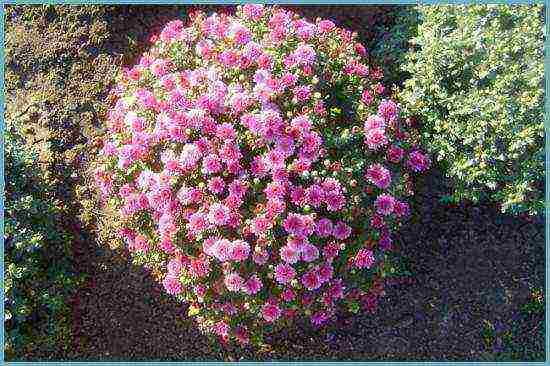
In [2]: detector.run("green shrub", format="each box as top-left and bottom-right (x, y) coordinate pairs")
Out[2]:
(399, 5), (545, 215)
(4, 121), (81, 359)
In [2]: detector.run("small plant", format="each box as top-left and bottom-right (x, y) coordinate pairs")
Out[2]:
(92, 4), (429, 346)
(4, 120), (81, 359)
(520, 287), (544, 315)
(400, 4), (544, 215)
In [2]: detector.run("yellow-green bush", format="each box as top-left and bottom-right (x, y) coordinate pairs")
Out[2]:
(400, 5), (544, 215)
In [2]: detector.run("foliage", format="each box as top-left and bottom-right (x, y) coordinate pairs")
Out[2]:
(92, 4), (430, 346)
(399, 4), (545, 215)
(4, 121), (81, 359)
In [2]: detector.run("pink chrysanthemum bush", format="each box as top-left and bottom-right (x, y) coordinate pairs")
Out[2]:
(93, 4), (430, 346)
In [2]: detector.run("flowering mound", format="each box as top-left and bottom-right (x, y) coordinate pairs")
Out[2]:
(93, 4), (430, 345)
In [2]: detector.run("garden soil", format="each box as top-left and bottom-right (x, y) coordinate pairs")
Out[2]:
(5, 5), (545, 361)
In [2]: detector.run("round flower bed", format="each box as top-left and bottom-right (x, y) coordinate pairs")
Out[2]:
(93, 4), (430, 346)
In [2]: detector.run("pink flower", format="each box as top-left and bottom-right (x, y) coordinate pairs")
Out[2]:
(264, 181), (287, 200)
(274, 263), (296, 284)
(251, 216), (273, 237)
(202, 236), (218, 256)
(163, 275), (182, 295)
(293, 85), (311, 102)
(281, 72), (298, 88)
(230, 240), (250, 262)
(187, 212), (208, 235)
(251, 155), (269, 177)
(242, 4), (264, 21)
(290, 185), (306, 206)
(317, 19), (335, 33)
(279, 245), (300, 264)
(318, 263), (333, 283)
(305, 184), (325, 208)
(375, 194), (396, 216)
(219, 141), (242, 164)
(216, 123), (237, 141)
(365, 163), (392, 189)
(228, 179), (248, 198)
(135, 88), (157, 109)
(194, 284), (207, 299)
(322, 242), (340, 261)
(235, 326), (250, 345)
(315, 218), (333, 238)
(261, 303), (282, 322)
(282, 213), (303, 236)
(243, 274), (263, 295)
(364, 127), (388, 150)
(150, 58), (170, 78)
(229, 23), (251, 45)
(290, 115), (312, 133)
(196, 39), (215, 58)
(321, 178), (342, 193)
(325, 191), (346, 212)
(361, 89), (373, 105)
(378, 99), (398, 122)
(364, 115), (385, 131)
(394, 201), (410, 218)
(224, 272), (244, 292)
(301, 243), (320, 262)
(355, 42), (367, 56)
(283, 213), (314, 238)
(311, 311), (330, 326)
(212, 238), (232, 262)
(281, 287), (296, 302)
(252, 249), (269, 265)
(219, 50), (239, 67)
(379, 235), (393, 251)
(265, 149), (286, 169)
(213, 321), (230, 337)
(167, 258), (183, 276)
(189, 258), (210, 278)
(407, 150), (430, 172)
(295, 19), (316, 40)
(202, 154), (223, 174)
(293, 44), (316, 66)
(333, 221), (352, 240)
(208, 176), (226, 195)
(301, 271), (321, 290)
(370, 214), (385, 229)
(131, 235), (150, 253)
(160, 20), (183, 43)
(329, 280), (345, 299)
(354, 248), (375, 269)
(387, 145), (404, 163)
(287, 237), (307, 253)
(102, 140), (118, 157)
(159, 238), (175, 254)
(208, 203), (230, 226)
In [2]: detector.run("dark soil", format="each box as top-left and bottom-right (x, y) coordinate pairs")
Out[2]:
(5, 4), (545, 362)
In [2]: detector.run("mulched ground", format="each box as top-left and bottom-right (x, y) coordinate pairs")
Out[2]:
(5, 4), (545, 362)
